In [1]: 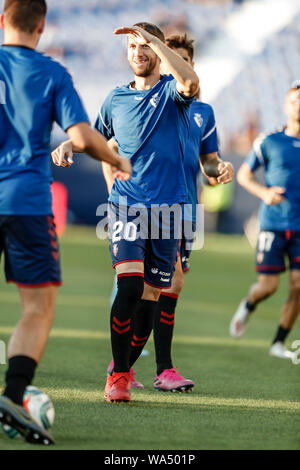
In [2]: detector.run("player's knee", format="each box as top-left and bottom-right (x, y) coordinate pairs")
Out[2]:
(289, 277), (300, 297)
(263, 280), (278, 296)
(23, 305), (55, 325)
(172, 274), (184, 295)
(117, 275), (144, 302)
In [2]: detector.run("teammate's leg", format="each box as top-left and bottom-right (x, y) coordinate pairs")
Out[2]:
(154, 257), (183, 374)
(231, 230), (284, 338)
(270, 270), (300, 359)
(152, 258), (194, 392)
(1, 286), (57, 444)
(128, 282), (161, 369)
(230, 274), (279, 338)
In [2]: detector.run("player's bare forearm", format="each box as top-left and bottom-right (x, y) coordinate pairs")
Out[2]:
(102, 162), (115, 194)
(67, 125), (119, 166)
(200, 152), (234, 184)
(103, 139), (119, 193)
(237, 163), (285, 205)
(237, 163), (266, 199)
(53, 124), (131, 179)
(149, 39), (199, 97)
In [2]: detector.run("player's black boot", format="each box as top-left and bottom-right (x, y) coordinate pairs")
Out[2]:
(0, 396), (55, 445)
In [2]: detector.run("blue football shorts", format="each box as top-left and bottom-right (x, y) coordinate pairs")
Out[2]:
(256, 230), (300, 274)
(0, 215), (62, 287)
(108, 202), (181, 289)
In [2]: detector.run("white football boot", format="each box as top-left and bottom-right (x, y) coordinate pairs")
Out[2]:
(269, 342), (296, 361)
(230, 298), (251, 338)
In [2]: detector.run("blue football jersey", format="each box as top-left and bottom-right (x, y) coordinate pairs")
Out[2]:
(95, 75), (193, 207)
(0, 45), (89, 215)
(246, 129), (300, 231)
(183, 101), (219, 221)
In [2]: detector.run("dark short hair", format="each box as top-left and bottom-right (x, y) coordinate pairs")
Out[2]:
(133, 22), (165, 43)
(166, 34), (195, 61)
(4, 0), (47, 34)
(289, 80), (300, 92)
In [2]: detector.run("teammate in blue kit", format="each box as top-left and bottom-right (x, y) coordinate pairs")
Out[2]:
(0, 0), (130, 445)
(230, 83), (300, 361)
(104, 34), (234, 392)
(95, 23), (199, 403)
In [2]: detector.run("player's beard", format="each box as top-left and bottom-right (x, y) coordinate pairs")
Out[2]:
(130, 56), (158, 78)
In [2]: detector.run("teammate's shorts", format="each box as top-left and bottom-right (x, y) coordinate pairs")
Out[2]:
(179, 220), (196, 273)
(108, 202), (181, 289)
(256, 230), (300, 274)
(0, 215), (62, 287)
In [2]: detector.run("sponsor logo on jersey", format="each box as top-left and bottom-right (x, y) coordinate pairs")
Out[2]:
(150, 93), (160, 108)
(293, 141), (300, 147)
(160, 277), (170, 282)
(194, 113), (203, 128)
(151, 268), (159, 274)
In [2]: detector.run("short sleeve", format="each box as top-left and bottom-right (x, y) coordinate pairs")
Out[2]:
(201, 107), (219, 155)
(245, 134), (267, 171)
(94, 92), (114, 140)
(167, 76), (195, 108)
(54, 69), (90, 131)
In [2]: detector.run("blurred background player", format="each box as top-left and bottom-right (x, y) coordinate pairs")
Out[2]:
(0, 0), (130, 445)
(105, 34), (234, 392)
(95, 23), (199, 403)
(230, 83), (300, 361)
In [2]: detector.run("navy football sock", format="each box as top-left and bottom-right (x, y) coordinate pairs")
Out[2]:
(272, 325), (291, 345)
(4, 355), (37, 405)
(129, 299), (157, 368)
(111, 274), (144, 373)
(154, 293), (178, 376)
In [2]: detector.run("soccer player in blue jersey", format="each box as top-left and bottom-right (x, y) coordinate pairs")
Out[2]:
(95, 23), (200, 403)
(104, 34), (234, 392)
(152, 34), (234, 392)
(230, 83), (300, 361)
(0, 0), (131, 445)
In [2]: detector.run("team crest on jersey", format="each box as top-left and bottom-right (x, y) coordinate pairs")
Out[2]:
(194, 113), (203, 128)
(151, 267), (159, 274)
(150, 93), (160, 108)
(113, 244), (118, 257)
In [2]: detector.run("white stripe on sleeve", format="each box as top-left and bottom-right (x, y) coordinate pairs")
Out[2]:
(202, 124), (216, 142)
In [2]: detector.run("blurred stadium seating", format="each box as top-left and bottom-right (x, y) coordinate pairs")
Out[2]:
(0, 0), (299, 229)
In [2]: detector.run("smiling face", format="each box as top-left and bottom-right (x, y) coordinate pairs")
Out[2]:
(127, 36), (160, 78)
(285, 88), (300, 123)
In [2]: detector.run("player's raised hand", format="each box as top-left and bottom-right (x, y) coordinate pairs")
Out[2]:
(262, 186), (286, 205)
(114, 26), (155, 45)
(51, 140), (74, 168)
(217, 161), (234, 184)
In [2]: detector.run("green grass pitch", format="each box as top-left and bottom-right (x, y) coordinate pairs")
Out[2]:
(0, 227), (299, 450)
